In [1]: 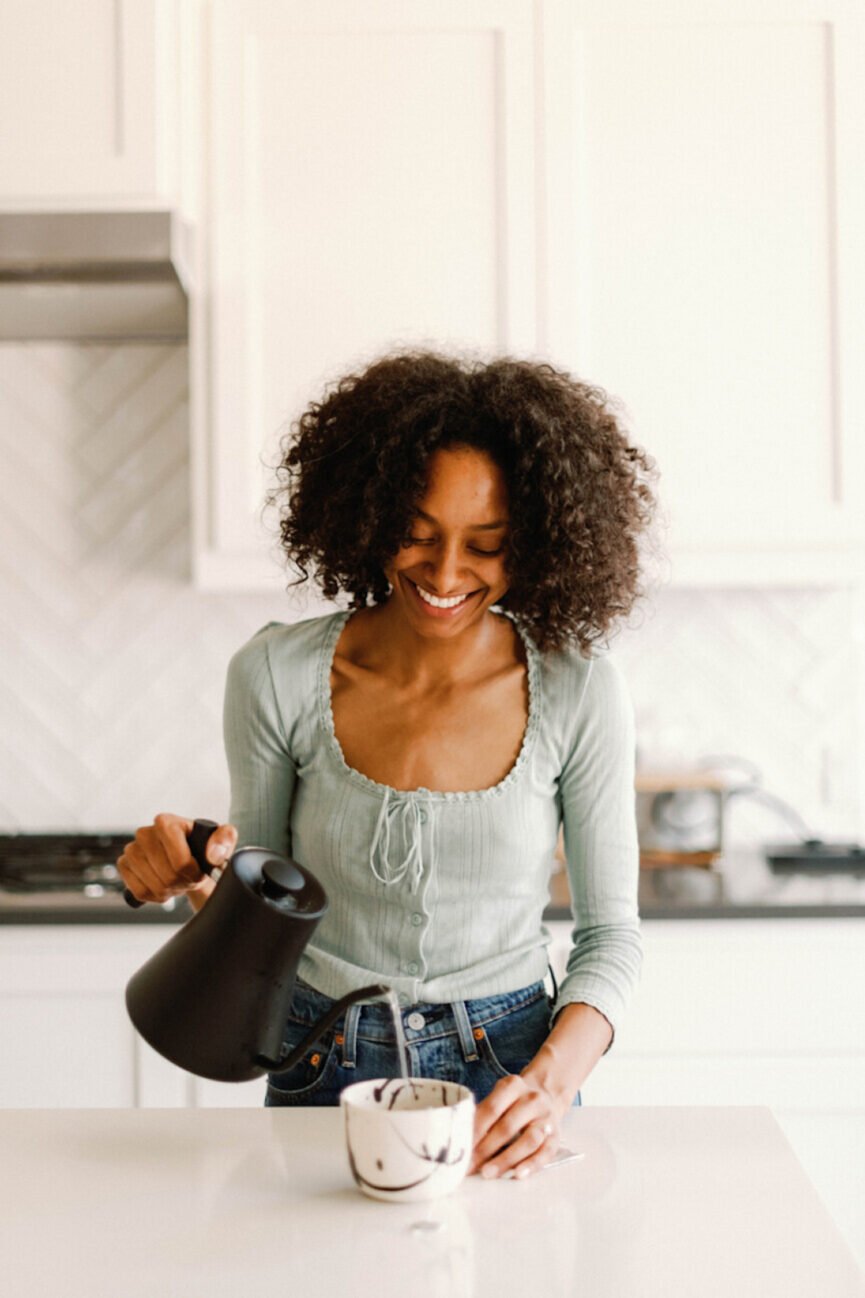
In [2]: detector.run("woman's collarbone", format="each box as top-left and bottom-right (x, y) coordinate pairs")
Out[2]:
(331, 670), (527, 793)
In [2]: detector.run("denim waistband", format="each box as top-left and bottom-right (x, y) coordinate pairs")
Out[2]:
(290, 976), (549, 1036)
(288, 976), (554, 1069)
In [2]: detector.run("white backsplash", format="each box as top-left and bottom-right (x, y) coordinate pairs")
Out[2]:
(614, 587), (864, 846)
(2, 343), (862, 844)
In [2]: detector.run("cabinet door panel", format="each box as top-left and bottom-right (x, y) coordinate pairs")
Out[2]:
(547, 918), (865, 1054)
(543, 0), (865, 584)
(0, 0), (159, 202)
(196, 0), (536, 587)
(0, 996), (135, 1108)
(0, 926), (171, 1108)
(191, 1078), (267, 1109)
(581, 1055), (865, 1110)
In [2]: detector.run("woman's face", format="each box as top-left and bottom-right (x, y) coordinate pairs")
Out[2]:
(383, 445), (510, 638)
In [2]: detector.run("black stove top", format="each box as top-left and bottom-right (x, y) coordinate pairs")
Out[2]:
(0, 833), (131, 894)
(0, 833), (189, 922)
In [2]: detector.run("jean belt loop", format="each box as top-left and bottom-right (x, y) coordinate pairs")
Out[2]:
(341, 1002), (360, 1069)
(451, 998), (480, 1063)
(546, 961), (559, 1005)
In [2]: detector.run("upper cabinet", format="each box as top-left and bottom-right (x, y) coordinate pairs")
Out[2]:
(0, 0), (178, 206)
(192, 0), (865, 592)
(542, 0), (865, 586)
(191, 0), (536, 591)
(8, 1), (861, 588)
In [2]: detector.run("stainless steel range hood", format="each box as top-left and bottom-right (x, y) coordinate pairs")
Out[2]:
(0, 211), (191, 341)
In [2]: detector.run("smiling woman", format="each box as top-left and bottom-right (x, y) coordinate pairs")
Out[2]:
(118, 346), (659, 1182)
(269, 348), (657, 655)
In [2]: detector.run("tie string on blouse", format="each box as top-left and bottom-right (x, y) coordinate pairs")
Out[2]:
(368, 788), (436, 892)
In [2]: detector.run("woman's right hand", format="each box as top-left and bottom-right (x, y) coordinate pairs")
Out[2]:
(117, 814), (238, 908)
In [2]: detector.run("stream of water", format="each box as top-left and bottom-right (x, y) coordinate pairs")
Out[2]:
(384, 988), (410, 1079)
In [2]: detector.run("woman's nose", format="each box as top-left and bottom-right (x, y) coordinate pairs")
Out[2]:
(426, 544), (463, 592)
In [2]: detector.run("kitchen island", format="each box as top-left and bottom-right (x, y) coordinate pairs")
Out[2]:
(1, 1106), (861, 1298)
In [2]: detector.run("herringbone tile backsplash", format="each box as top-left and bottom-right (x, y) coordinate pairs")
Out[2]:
(1, 343), (862, 842)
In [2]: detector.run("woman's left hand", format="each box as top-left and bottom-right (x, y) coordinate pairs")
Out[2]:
(468, 1073), (563, 1180)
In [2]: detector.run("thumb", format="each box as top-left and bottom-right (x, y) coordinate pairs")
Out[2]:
(205, 824), (238, 867)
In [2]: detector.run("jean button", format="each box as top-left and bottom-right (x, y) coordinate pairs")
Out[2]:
(418, 809), (428, 824)
(406, 1012), (425, 1031)
(410, 912), (423, 927)
(406, 961), (419, 975)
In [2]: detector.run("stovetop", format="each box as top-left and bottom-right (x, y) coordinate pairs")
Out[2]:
(0, 833), (190, 924)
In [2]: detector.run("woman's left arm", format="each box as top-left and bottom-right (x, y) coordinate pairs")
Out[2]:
(468, 1002), (611, 1178)
(470, 655), (641, 1178)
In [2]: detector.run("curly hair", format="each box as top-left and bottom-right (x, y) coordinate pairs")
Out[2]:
(266, 348), (658, 655)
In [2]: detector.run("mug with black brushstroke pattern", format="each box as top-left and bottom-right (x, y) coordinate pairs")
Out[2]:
(340, 1077), (475, 1202)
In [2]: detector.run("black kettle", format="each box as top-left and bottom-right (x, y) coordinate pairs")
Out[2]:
(125, 819), (388, 1083)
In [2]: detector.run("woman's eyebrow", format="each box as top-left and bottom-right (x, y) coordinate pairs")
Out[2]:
(414, 508), (508, 531)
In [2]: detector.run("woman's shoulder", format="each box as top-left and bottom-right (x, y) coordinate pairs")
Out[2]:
(226, 610), (345, 690)
(536, 639), (633, 741)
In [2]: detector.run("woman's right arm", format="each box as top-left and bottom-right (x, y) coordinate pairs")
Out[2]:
(223, 628), (297, 858)
(118, 628), (296, 909)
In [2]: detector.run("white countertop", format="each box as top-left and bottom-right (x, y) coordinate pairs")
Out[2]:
(1, 1106), (861, 1298)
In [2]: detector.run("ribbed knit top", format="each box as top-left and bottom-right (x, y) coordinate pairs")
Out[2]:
(223, 609), (642, 1037)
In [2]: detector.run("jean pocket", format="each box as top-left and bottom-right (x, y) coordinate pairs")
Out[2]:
(476, 993), (551, 1080)
(265, 1017), (338, 1104)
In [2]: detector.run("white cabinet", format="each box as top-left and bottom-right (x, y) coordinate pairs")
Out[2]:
(0, 0), (178, 206)
(5, 2), (863, 585)
(548, 917), (865, 1267)
(0, 926), (160, 1108)
(546, 918), (865, 1104)
(190, 0), (537, 590)
(542, 0), (865, 586)
(191, 0), (865, 592)
(0, 925), (266, 1109)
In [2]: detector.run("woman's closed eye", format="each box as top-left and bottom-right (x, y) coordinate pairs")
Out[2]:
(407, 537), (505, 557)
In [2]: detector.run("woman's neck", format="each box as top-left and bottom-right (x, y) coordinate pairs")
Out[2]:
(347, 601), (516, 691)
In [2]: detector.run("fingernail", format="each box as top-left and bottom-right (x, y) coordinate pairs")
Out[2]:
(481, 1165), (498, 1180)
(515, 1167), (530, 1180)
(212, 844), (229, 862)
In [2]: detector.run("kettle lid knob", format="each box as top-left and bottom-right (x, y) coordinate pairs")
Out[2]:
(260, 856), (307, 903)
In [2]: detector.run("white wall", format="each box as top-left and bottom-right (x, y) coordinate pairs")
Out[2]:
(1, 339), (862, 842)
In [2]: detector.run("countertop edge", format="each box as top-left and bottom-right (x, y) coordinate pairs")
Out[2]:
(543, 904), (865, 922)
(3, 903), (865, 926)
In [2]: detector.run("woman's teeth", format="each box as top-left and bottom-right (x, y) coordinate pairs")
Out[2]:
(412, 581), (472, 609)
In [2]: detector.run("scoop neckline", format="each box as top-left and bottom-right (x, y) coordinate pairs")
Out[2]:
(317, 607), (541, 802)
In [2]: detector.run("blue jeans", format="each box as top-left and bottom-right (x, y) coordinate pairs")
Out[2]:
(265, 977), (583, 1108)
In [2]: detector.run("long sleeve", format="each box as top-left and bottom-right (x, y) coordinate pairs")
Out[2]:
(553, 654), (642, 1046)
(223, 628), (297, 858)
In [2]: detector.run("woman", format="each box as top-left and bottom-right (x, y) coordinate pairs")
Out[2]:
(118, 349), (657, 1181)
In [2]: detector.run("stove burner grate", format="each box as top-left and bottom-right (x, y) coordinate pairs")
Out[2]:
(0, 834), (133, 894)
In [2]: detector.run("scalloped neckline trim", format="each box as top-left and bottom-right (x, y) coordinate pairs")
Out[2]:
(317, 608), (541, 801)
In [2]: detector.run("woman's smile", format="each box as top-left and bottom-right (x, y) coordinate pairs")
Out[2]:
(404, 575), (484, 617)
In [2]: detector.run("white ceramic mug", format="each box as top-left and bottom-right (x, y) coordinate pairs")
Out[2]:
(340, 1077), (475, 1203)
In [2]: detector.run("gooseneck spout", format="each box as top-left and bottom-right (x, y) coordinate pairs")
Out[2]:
(256, 983), (390, 1073)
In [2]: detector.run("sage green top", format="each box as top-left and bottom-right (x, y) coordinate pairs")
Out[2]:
(223, 609), (642, 1039)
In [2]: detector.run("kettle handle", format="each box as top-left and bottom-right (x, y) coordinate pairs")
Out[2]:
(122, 818), (219, 909)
